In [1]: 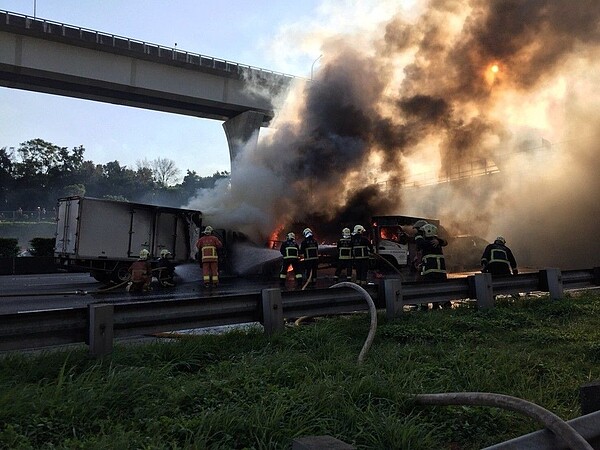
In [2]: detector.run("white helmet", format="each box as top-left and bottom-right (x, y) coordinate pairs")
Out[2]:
(342, 227), (351, 238)
(495, 236), (506, 245)
(421, 223), (438, 238)
(303, 227), (313, 238)
(413, 219), (428, 230)
(353, 224), (365, 234)
(203, 225), (213, 235)
(139, 249), (150, 260)
(287, 232), (296, 240)
(160, 249), (171, 258)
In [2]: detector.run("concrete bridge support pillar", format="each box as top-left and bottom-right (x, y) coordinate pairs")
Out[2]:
(223, 110), (265, 164)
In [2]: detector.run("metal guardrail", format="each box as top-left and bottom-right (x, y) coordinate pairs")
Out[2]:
(0, 9), (298, 82)
(483, 409), (600, 449)
(0, 268), (598, 355)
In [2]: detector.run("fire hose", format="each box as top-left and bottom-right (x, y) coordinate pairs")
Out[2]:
(329, 281), (377, 365)
(369, 251), (406, 281)
(414, 392), (593, 450)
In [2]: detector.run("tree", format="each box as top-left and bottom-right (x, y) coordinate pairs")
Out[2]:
(0, 147), (15, 208)
(14, 139), (84, 179)
(62, 184), (86, 197)
(9, 139), (85, 208)
(137, 157), (181, 187)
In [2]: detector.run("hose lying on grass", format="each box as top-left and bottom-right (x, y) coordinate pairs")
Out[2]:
(329, 281), (377, 365)
(414, 392), (593, 450)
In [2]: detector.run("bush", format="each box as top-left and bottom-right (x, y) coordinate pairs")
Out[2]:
(0, 238), (19, 257)
(29, 237), (56, 257)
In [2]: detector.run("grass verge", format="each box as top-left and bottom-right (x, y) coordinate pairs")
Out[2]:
(1, 291), (599, 449)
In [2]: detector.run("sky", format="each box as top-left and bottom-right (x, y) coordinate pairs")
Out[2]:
(0, 0), (334, 177)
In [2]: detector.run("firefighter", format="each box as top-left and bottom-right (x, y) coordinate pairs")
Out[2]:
(279, 232), (303, 288)
(334, 227), (353, 281)
(351, 224), (373, 286)
(156, 249), (175, 287)
(195, 225), (223, 288)
(411, 219), (429, 275)
(413, 220), (448, 272)
(481, 236), (518, 276)
(300, 227), (319, 287)
(127, 249), (152, 293)
(416, 223), (450, 309)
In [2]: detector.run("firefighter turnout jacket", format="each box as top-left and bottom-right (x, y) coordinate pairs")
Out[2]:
(416, 235), (447, 276)
(337, 236), (352, 260)
(195, 235), (223, 262)
(481, 242), (517, 275)
(300, 235), (319, 261)
(280, 238), (300, 260)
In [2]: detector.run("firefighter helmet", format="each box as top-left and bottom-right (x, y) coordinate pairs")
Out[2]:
(287, 232), (296, 240)
(413, 219), (428, 230)
(139, 249), (150, 260)
(342, 227), (351, 238)
(353, 224), (365, 234)
(203, 225), (213, 235)
(303, 227), (313, 238)
(495, 236), (506, 245)
(421, 223), (438, 238)
(160, 249), (171, 258)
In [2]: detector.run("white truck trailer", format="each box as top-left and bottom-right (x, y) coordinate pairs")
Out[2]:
(54, 196), (203, 283)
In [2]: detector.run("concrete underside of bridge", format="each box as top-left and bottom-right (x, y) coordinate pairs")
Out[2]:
(0, 28), (283, 166)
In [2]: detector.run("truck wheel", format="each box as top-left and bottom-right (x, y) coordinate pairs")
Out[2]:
(112, 264), (131, 284)
(91, 271), (111, 284)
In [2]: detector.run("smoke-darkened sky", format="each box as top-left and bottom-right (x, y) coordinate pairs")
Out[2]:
(189, 0), (600, 269)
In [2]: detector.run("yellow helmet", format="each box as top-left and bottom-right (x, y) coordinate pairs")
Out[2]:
(287, 232), (296, 240)
(139, 249), (150, 260)
(203, 225), (213, 235)
(421, 223), (438, 238)
(160, 249), (171, 258)
(342, 227), (351, 238)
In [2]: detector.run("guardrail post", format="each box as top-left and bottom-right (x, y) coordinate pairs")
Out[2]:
(261, 288), (284, 336)
(540, 268), (563, 300)
(292, 435), (355, 449)
(471, 273), (494, 309)
(383, 279), (403, 320)
(88, 303), (114, 357)
(580, 380), (600, 415)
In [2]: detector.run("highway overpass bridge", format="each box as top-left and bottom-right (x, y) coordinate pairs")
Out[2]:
(0, 10), (295, 161)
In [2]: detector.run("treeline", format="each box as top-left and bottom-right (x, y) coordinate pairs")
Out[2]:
(0, 138), (228, 211)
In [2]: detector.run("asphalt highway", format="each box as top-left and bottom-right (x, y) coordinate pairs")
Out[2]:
(0, 263), (347, 314)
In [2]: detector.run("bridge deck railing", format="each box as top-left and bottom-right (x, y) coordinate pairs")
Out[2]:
(0, 9), (297, 83)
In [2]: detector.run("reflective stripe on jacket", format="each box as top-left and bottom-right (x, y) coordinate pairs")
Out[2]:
(303, 243), (318, 260)
(201, 245), (218, 262)
(337, 238), (352, 260)
(421, 253), (447, 275)
(282, 244), (299, 259)
(488, 248), (510, 266)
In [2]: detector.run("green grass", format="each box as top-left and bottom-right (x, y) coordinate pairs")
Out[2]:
(1, 291), (600, 449)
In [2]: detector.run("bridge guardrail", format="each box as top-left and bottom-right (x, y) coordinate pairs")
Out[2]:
(0, 9), (298, 82)
(0, 268), (598, 356)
